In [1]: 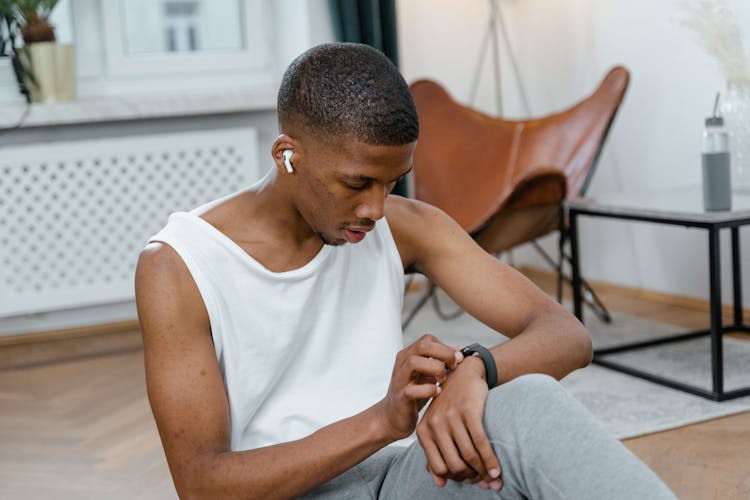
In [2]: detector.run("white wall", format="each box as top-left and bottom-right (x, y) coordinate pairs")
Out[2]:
(397, 0), (750, 308)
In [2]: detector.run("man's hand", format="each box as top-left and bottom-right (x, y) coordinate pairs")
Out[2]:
(376, 334), (463, 441)
(416, 356), (503, 491)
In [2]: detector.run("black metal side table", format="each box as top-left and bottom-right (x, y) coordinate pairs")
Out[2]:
(567, 188), (750, 401)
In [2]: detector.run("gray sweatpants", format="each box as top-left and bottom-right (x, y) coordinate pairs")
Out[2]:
(302, 374), (676, 499)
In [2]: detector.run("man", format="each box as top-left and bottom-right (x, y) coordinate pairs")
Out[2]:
(135, 43), (675, 499)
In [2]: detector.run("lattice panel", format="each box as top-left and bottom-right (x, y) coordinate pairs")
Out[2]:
(0, 127), (259, 317)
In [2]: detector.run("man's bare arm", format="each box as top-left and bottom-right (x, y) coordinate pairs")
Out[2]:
(387, 196), (592, 489)
(388, 196), (592, 380)
(135, 242), (459, 499)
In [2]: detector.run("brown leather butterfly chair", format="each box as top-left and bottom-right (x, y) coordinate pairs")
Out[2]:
(403, 66), (630, 327)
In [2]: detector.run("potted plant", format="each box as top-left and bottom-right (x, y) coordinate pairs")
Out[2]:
(12, 0), (75, 103)
(1, 0), (32, 102)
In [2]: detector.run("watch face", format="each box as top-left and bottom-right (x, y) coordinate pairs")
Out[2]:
(461, 343), (480, 357)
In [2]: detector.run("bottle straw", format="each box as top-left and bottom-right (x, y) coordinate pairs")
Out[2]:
(713, 92), (721, 117)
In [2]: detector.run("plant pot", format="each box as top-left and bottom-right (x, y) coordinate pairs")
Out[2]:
(19, 42), (76, 103)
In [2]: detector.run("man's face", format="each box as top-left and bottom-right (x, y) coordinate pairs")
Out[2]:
(292, 136), (415, 246)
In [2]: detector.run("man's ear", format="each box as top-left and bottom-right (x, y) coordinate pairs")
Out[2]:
(272, 134), (300, 175)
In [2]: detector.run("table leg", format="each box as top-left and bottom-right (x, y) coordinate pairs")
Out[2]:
(557, 207), (565, 303)
(570, 211), (583, 321)
(731, 226), (743, 327)
(708, 227), (724, 396)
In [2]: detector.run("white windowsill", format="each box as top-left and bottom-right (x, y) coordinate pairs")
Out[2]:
(0, 85), (278, 129)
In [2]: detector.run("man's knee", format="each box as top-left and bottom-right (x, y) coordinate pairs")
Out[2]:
(489, 373), (563, 405)
(482, 374), (568, 440)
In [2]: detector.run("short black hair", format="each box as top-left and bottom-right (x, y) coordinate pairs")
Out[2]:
(277, 43), (418, 146)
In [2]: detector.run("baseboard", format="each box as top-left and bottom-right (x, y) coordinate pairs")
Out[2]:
(0, 321), (142, 370)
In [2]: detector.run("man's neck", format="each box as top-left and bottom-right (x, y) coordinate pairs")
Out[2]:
(249, 169), (323, 250)
(198, 169), (325, 273)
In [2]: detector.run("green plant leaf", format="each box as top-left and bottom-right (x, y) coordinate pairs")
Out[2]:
(0, 1), (15, 18)
(12, 0), (60, 22)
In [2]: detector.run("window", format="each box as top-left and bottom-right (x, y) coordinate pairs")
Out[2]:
(100, 0), (273, 77)
(2, 0), (331, 102)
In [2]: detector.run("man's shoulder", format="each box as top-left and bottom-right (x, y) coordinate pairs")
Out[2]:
(135, 240), (210, 334)
(385, 196), (462, 269)
(385, 195), (432, 222)
(136, 242), (192, 293)
(385, 195), (455, 235)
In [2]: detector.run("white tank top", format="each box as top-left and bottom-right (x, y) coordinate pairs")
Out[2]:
(148, 194), (405, 451)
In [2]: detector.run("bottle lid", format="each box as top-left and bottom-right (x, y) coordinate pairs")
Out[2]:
(706, 116), (724, 127)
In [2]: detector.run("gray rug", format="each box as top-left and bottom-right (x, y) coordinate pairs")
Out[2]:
(403, 289), (750, 439)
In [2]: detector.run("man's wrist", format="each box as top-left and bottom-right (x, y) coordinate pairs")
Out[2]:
(461, 355), (487, 381)
(370, 400), (411, 444)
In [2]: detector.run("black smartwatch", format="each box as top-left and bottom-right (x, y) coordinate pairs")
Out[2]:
(460, 343), (498, 389)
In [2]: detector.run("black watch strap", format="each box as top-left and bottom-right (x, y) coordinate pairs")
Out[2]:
(460, 343), (498, 389)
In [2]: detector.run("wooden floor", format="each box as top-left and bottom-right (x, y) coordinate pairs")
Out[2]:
(1, 269), (749, 499)
(0, 348), (175, 499)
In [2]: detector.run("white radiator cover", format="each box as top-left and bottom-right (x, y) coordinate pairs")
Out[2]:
(0, 127), (259, 317)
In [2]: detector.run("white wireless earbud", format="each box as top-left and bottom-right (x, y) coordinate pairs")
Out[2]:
(282, 150), (294, 173)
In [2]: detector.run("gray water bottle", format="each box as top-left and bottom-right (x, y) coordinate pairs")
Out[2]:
(702, 112), (732, 211)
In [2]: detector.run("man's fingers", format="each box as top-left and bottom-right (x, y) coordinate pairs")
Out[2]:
(402, 355), (447, 384)
(433, 429), (475, 480)
(466, 414), (502, 483)
(412, 334), (462, 369)
(417, 431), (449, 481)
(404, 382), (441, 401)
(427, 464), (447, 488)
(450, 420), (489, 480)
